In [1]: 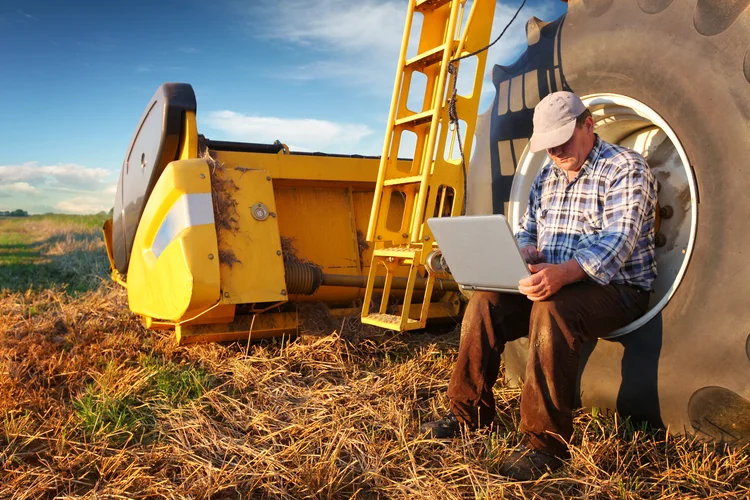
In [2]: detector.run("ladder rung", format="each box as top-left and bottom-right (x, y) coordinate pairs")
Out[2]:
(383, 175), (423, 187)
(374, 247), (418, 258)
(405, 43), (456, 70)
(361, 312), (423, 330)
(415, 0), (452, 13)
(395, 110), (435, 128)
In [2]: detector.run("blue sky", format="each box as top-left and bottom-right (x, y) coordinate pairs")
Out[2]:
(0, 0), (566, 214)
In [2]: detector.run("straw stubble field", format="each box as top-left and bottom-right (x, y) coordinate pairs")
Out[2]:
(0, 215), (748, 499)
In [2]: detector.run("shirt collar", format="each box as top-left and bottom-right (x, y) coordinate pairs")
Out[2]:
(549, 134), (602, 179)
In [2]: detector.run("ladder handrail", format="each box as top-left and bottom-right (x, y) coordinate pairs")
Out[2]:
(366, 2), (416, 243)
(409, 0), (463, 240)
(362, 0), (497, 331)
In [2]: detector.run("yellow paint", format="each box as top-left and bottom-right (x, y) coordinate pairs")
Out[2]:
(213, 150), (390, 184)
(178, 111), (199, 160)
(111, 33), (476, 341)
(127, 159), (221, 321)
(215, 167), (288, 304)
(363, 0), (496, 330)
(175, 298), (462, 345)
(176, 311), (299, 345)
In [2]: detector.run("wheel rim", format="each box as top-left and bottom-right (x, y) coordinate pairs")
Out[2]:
(509, 93), (698, 338)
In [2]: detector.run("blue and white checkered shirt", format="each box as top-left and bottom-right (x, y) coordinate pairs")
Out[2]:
(515, 136), (658, 291)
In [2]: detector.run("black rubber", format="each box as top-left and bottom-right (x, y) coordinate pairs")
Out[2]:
(490, 0), (750, 441)
(112, 83), (197, 275)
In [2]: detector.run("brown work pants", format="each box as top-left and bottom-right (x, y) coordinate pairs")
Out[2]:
(447, 282), (649, 458)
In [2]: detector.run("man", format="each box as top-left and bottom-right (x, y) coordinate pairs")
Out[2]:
(421, 91), (658, 480)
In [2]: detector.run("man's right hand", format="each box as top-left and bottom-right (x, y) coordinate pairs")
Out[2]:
(521, 246), (546, 265)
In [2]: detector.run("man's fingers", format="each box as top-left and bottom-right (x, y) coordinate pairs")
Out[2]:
(519, 273), (542, 287)
(526, 292), (550, 302)
(519, 282), (546, 296)
(522, 285), (551, 301)
(528, 263), (550, 274)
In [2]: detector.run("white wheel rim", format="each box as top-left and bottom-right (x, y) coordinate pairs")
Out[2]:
(509, 93), (698, 338)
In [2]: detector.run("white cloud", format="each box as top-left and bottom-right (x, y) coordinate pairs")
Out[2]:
(0, 162), (110, 189)
(251, 0), (556, 98)
(203, 110), (374, 153)
(54, 195), (112, 215)
(0, 182), (39, 194)
(254, 0), (405, 55)
(18, 10), (37, 20)
(0, 163), (117, 214)
(250, 0), (407, 93)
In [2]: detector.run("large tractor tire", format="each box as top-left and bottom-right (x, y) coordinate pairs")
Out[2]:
(468, 0), (750, 442)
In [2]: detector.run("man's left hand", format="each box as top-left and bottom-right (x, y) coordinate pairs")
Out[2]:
(518, 260), (587, 301)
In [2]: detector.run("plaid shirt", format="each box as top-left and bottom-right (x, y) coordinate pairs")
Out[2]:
(515, 136), (658, 291)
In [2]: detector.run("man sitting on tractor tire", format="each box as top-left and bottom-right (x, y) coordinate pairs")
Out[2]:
(421, 91), (658, 481)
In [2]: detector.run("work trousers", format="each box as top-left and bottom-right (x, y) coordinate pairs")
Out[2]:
(447, 282), (649, 458)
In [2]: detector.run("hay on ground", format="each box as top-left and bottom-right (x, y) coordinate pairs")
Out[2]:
(1, 216), (749, 499)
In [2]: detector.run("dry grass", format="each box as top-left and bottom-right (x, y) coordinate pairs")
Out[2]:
(1, 217), (749, 499)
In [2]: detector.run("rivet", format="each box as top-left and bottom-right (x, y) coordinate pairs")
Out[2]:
(270, 212), (276, 218)
(208, 253), (214, 260)
(281, 289), (287, 296)
(377, 235), (382, 240)
(266, 176), (271, 181)
(224, 292), (230, 298)
(276, 250), (282, 256)
(402, 233), (409, 238)
(424, 236), (430, 241)
(200, 173), (205, 179)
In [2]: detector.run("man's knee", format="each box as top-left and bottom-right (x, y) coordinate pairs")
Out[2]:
(467, 291), (500, 310)
(529, 293), (586, 346)
(529, 296), (575, 334)
(530, 285), (585, 321)
(462, 291), (500, 332)
(530, 296), (566, 319)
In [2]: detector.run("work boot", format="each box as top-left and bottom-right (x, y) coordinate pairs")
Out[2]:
(498, 444), (564, 480)
(420, 412), (462, 439)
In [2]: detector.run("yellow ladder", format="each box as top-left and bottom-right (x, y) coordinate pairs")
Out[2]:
(362, 0), (496, 331)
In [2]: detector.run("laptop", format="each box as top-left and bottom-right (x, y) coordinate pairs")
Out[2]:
(426, 215), (530, 294)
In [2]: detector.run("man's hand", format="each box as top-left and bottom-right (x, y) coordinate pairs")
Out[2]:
(520, 246), (546, 264)
(518, 259), (587, 301)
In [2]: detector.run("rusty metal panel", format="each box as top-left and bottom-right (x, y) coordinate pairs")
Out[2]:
(216, 168), (288, 305)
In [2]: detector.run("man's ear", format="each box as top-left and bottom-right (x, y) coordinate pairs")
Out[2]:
(585, 115), (595, 133)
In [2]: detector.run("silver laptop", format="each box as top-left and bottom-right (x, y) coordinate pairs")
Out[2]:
(427, 215), (530, 293)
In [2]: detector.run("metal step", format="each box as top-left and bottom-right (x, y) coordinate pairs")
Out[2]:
(405, 43), (456, 70)
(395, 109), (435, 129)
(383, 175), (423, 187)
(415, 0), (452, 13)
(372, 246), (418, 258)
(361, 312), (424, 330)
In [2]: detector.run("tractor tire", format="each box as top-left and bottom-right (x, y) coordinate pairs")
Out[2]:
(481, 0), (750, 442)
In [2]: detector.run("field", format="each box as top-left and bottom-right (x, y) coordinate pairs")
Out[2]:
(0, 215), (748, 499)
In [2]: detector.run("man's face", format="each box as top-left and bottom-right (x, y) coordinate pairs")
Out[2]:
(546, 116), (594, 172)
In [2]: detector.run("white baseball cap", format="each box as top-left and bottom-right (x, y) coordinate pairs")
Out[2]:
(529, 91), (587, 153)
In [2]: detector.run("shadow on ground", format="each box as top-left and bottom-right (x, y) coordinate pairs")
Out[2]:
(0, 229), (110, 294)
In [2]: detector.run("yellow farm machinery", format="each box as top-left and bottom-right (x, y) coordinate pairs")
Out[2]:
(104, 0), (750, 443)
